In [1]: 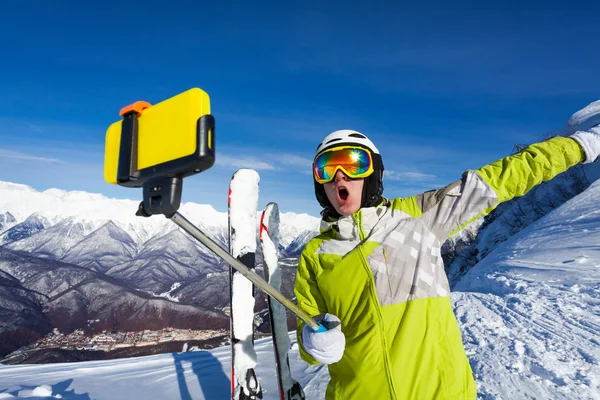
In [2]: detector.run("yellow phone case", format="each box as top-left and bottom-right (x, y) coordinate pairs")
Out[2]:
(104, 88), (211, 184)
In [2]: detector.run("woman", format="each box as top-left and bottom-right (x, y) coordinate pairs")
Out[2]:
(294, 101), (600, 399)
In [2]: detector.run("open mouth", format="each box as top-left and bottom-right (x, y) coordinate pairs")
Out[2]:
(338, 186), (349, 202)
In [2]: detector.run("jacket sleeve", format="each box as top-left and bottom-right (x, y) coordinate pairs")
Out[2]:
(415, 136), (585, 239)
(294, 247), (327, 365)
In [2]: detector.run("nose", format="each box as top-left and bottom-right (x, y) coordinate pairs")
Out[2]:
(333, 170), (349, 182)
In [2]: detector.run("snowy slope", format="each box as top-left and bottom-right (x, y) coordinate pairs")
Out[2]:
(454, 179), (600, 399)
(0, 333), (328, 400)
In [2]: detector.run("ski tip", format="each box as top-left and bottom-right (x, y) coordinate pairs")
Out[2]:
(232, 168), (260, 181)
(261, 203), (280, 223)
(259, 202), (280, 244)
(264, 202), (279, 214)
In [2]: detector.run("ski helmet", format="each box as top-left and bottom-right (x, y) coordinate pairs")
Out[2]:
(313, 130), (385, 216)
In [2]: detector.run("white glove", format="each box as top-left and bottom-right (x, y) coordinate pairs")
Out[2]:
(562, 99), (600, 163)
(301, 313), (345, 364)
(571, 126), (600, 163)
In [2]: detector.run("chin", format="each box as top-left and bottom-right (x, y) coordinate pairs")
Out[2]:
(336, 204), (359, 216)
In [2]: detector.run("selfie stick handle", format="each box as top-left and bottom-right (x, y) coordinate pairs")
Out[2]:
(168, 211), (325, 332)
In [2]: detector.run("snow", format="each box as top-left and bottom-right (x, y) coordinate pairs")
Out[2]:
(1, 177), (599, 399)
(454, 179), (600, 399)
(0, 334), (326, 400)
(228, 169), (260, 258)
(0, 383), (61, 399)
(155, 282), (182, 302)
(562, 99), (600, 135)
(231, 272), (257, 368)
(278, 211), (321, 248)
(261, 203), (281, 289)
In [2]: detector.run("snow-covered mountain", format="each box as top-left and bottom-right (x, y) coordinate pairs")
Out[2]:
(1, 167), (598, 399)
(0, 214), (49, 246)
(0, 181), (320, 249)
(60, 221), (137, 273)
(0, 181), (320, 356)
(0, 180), (320, 294)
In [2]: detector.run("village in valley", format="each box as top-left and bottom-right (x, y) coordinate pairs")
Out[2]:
(12, 327), (229, 354)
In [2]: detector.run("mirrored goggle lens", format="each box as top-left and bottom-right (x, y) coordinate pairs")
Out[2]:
(314, 147), (372, 182)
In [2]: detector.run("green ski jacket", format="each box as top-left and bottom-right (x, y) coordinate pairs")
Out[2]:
(295, 136), (585, 400)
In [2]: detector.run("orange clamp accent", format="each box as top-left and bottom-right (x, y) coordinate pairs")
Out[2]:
(119, 101), (152, 117)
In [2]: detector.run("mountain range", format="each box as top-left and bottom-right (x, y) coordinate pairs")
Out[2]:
(1, 158), (598, 359)
(0, 181), (320, 357)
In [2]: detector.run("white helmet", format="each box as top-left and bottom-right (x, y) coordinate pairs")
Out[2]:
(313, 130), (385, 215)
(315, 130), (381, 155)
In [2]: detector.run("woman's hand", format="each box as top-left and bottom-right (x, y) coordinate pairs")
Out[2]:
(570, 126), (600, 163)
(302, 313), (346, 364)
(563, 99), (600, 163)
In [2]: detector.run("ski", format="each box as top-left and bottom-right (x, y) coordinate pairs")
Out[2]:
(260, 203), (306, 400)
(229, 169), (263, 400)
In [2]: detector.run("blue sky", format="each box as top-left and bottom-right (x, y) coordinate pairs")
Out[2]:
(1, 1), (599, 217)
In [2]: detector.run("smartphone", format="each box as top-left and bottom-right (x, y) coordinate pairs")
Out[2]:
(104, 87), (215, 187)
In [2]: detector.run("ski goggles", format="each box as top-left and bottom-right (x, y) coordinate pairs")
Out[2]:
(313, 146), (375, 184)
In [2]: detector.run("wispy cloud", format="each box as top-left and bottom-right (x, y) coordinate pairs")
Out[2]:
(385, 170), (436, 182)
(0, 149), (63, 163)
(215, 148), (314, 174)
(273, 154), (313, 169)
(276, 154), (312, 169)
(215, 155), (276, 170)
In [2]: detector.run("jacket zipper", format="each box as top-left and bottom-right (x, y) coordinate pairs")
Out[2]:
(354, 213), (398, 400)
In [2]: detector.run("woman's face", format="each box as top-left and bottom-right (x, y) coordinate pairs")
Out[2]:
(323, 170), (364, 216)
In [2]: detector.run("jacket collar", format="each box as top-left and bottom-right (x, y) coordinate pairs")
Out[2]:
(320, 200), (389, 241)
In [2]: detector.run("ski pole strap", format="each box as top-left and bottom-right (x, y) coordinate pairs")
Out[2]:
(169, 212), (324, 331)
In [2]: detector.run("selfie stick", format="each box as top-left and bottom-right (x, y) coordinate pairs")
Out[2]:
(114, 97), (325, 332)
(166, 211), (325, 332)
(133, 191), (325, 333)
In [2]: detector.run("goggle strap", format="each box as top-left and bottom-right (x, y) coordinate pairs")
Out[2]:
(372, 153), (384, 171)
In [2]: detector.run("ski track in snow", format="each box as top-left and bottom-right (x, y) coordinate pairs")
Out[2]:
(454, 179), (600, 400)
(455, 289), (599, 400)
